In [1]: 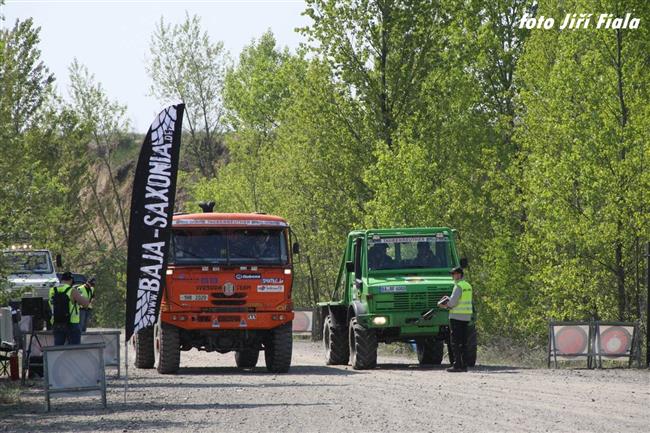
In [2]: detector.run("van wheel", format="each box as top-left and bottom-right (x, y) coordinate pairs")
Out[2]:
(265, 322), (292, 373)
(324, 315), (349, 365)
(349, 317), (377, 370)
(235, 349), (260, 369)
(155, 320), (180, 374)
(417, 338), (444, 365)
(134, 327), (154, 369)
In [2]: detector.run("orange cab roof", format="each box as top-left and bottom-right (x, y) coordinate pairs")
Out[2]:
(172, 212), (288, 228)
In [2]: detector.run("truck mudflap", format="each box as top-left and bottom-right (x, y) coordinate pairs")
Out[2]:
(161, 311), (294, 331)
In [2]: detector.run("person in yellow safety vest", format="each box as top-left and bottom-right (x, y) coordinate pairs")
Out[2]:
(439, 266), (472, 372)
(77, 277), (96, 332)
(49, 271), (89, 345)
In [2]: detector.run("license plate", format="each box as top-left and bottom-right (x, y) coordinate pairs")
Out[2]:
(180, 294), (208, 301)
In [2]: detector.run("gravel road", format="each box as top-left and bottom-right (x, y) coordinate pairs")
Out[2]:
(2, 339), (648, 433)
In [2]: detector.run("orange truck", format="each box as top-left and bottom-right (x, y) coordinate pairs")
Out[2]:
(134, 204), (297, 374)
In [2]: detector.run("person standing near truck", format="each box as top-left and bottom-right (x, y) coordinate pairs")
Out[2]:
(77, 277), (96, 332)
(440, 266), (473, 372)
(49, 272), (89, 345)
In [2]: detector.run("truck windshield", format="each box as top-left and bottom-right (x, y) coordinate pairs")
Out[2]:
(170, 228), (288, 265)
(2, 251), (53, 274)
(368, 236), (453, 271)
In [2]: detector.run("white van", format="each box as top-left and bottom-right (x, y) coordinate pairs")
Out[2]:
(2, 247), (60, 300)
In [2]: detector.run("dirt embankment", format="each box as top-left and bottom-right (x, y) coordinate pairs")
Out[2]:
(2, 340), (649, 433)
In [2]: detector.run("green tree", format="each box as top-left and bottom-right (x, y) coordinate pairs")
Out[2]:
(68, 59), (131, 249)
(301, 0), (447, 149)
(516, 0), (650, 329)
(147, 13), (229, 178)
(0, 18), (90, 270)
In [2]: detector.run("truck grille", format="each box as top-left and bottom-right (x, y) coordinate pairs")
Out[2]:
(210, 292), (247, 306)
(201, 307), (250, 313)
(374, 288), (450, 312)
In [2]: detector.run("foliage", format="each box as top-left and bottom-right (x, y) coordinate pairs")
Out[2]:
(2, 2), (649, 343)
(147, 13), (229, 178)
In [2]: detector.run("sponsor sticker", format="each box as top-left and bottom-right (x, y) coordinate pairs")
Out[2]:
(370, 236), (437, 245)
(223, 282), (235, 296)
(257, 284), (284, 293)
(199, 277), (219, 284)
(248, 313), (257, 320)
(212, 319), (220, 328)
(379, 285), (407, 293)
(235, 273), (261, 280)
(180, 294), (209, 301)
(262, 277), (284, 284)
(239, 319), (247, 327)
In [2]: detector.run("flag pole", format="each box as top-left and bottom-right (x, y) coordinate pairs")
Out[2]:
(124, 335), (129, 403)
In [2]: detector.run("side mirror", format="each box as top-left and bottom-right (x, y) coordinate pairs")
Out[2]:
(292, 242), (300, 255)
(55, 254), (62, 268)
(460, 257), (468, 268)
(345, 261), (354, 273)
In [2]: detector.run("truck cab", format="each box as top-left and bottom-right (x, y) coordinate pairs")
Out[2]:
(134, 211), (296, 374)
(320, 227), (476, 369)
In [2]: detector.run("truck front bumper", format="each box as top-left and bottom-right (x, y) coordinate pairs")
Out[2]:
(161, 311), (294, 331)
(357, 311), (447, 337)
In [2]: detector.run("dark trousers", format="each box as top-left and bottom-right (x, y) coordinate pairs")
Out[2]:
(450, 319), (469, 369)
(53, 323), (82, 346)
(79, 309), (92, 332)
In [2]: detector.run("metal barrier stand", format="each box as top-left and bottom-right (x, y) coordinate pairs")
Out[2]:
(42, 343), (107, 412)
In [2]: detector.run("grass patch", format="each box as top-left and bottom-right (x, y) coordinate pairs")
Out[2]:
(0, 381), (21, 406)
(477, 338), (547, 368)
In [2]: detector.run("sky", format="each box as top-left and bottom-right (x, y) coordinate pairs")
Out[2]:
(2, 0), (309, 132)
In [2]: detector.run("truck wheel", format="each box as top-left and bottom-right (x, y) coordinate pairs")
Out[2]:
(134, 327), (154, 369)
(349, 317), (377, 370)
(265, 322), (292, 373)
(235, 349), (260, 369)
(323, 315), (349, 365)
(155, 320), (180, 374)
(416, 338), (444, 365)
(465, 325), (478, 367)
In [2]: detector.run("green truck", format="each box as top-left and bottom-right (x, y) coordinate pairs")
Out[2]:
(319, 227), (476, 369)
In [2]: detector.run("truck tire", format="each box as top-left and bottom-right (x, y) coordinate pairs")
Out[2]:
(416, 338), (444, 365)
(265, 322), (292, 373)
(134, 327), (154, 369)
(465, 325), (478, 367)
(155, 320), (180, 374)
(235, 349), (260, 369)
(323, 315), (349, 365)
(349, 317), (377, 370)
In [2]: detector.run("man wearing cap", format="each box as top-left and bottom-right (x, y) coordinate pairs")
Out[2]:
(77, 277), (96, 332)
(440, 266), (473, 372)
(49, 272), (89, 345)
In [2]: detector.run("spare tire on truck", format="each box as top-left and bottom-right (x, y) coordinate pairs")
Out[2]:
(264, 322), (292, 373)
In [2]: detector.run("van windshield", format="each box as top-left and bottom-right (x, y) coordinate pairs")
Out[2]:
(170, 228), (288, 266)
(368, 236), (453, 271)
(2, 251), (54, 274)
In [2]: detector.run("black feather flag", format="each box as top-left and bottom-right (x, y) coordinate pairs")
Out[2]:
(125, 104), (184, 342)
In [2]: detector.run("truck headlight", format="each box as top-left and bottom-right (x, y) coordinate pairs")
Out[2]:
(372, 316), (387, 326)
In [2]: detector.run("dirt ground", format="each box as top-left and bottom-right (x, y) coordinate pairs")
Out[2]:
(1, 339), (648, 433)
